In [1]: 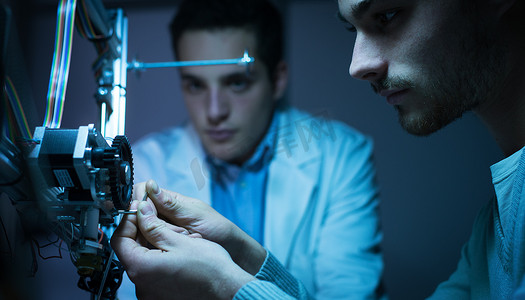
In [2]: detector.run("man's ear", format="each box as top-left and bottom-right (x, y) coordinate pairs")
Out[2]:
(272, 61), (288, 101)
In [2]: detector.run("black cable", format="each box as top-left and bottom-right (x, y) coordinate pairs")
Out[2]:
(32, 237), (62, 260)
(0, 215), (12, 259)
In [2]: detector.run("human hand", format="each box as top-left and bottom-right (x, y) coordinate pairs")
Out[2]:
(118, 184), (193, 248)
(111, 196), (255, 300)
(136, 179), (267, 275)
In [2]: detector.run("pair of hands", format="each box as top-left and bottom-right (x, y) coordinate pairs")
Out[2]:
(110, 180), (267, 300)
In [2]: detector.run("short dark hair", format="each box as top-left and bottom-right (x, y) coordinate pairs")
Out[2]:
(169, 0), (284, 80)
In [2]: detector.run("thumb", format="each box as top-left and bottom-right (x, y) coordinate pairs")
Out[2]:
(145, 179), (208, 224)
(136, 201), (183, 251)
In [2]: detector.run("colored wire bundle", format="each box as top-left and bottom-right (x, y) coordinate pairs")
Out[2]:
(43, 0), (77, 129)
(75, 0), (110, 44)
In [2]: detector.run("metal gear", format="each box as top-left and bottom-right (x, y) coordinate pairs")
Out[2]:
(107, 135), (133, 210)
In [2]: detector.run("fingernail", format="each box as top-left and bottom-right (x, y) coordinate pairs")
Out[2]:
(151, 181), (161, 196)
(140, 203), (153, 216)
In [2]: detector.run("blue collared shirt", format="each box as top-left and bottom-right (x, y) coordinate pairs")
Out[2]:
(207, 115), (278, 244)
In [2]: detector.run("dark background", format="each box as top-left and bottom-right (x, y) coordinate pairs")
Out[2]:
(7, 0), (503, 299)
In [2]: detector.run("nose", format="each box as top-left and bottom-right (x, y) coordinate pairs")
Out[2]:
(207, 88), (229, 124)
(349, 34), (387, 82)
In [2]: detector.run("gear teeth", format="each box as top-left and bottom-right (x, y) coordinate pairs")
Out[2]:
(108, 136), (134, 210)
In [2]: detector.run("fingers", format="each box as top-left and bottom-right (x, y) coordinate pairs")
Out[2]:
(144, 179), (207, 223)
(163, 220), (194, 236)
(136, 201), (188, 251)
(111, 232), (147, 270)
(132, 182), (146, 201)
(112, 200), (139, 240)
(133, 181), (159, 215)
(111, 201), (146, 268)
(112, 198), (201, 274)
(188, 232), (203, 238)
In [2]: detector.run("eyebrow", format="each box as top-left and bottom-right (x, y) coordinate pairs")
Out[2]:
(338, 0), (374, 21)
(180, 73), (201, 81)
(336, 11), (350, 24)
(180, 71), (256, 83)
(222, 72), (255, 82)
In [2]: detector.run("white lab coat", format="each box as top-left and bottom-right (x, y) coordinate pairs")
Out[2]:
(122, 107), (385, 299)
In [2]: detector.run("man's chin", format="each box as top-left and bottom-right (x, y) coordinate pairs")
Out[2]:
(204, 136), (258, 164)
(398, 113), (447, 137)
(205, 144), (243, 164)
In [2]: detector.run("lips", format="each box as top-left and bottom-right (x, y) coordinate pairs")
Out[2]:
(379, 88), (409, 106)
(206, 129), (235, 142)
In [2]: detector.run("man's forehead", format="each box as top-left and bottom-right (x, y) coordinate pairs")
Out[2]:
(178, 29), (256, 61)
(180, 63), (259, 80)
(181, 66), (245, 77)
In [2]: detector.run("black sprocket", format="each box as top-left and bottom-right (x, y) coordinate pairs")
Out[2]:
(107, 135), (133, 210)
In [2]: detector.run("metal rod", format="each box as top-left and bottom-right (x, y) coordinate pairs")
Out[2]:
(116, 192), (148, 214)
(117, 209), (137, 214)
(128, 50), (254, 71)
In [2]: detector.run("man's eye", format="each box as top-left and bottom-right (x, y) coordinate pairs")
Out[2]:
(183, 80), (205, 94)
(337, 11), (356, 33)
(378, 10), (398, 26)
(227, 78), (251, 92)
(344, 24), (357, 33)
